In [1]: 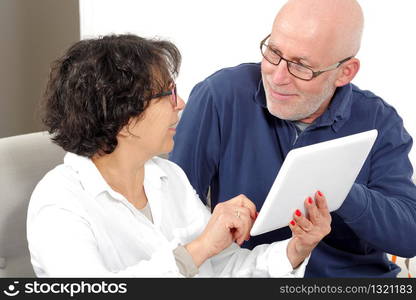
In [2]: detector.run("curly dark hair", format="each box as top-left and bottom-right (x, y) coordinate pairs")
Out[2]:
(42, 34), (181, 157)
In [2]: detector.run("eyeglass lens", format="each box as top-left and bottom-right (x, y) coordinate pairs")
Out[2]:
(262, 44), (313, 80)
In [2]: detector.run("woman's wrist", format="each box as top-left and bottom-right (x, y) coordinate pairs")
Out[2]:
(185, 236), (212, 268)
(286, 238), (306, 269)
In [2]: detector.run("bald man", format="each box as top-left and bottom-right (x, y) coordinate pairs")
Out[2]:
(170, 0), (416, 277)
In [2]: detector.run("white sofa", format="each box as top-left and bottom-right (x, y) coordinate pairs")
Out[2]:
(0, 132), (65, 277)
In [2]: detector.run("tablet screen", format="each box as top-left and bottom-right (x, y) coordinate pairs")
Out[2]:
(250, 129), (378, 236)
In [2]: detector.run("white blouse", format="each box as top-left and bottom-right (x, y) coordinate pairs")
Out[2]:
(27, 153), (307, 277)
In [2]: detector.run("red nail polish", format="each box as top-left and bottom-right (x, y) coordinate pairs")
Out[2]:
(290, 220), (296, 226)
(295, 209), (301, 217)
(308, 197), (313, 204)
(318, 190), (323, 197)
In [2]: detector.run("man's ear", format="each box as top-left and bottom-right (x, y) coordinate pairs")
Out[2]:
(335, 58), (360, 87)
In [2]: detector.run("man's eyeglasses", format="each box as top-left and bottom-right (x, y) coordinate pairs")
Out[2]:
(150, 84), (177, 108)
(260, 34), (353, 81)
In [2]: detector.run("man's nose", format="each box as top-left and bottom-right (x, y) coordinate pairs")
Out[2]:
(271, 59), (292, 85)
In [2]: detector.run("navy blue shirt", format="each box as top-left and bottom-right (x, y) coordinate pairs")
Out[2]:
(170, 63), (416, 277)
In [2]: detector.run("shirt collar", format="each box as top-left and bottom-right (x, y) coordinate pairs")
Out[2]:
(254, 78), (353, 132)
(254, 78), (267, 108)
(314, 83), (353, 131)
(143, 158), (168, 190)
(64, 152), (168, 198)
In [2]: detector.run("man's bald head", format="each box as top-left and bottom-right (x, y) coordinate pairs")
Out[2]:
(261, 0), (363, 123)
(273, 0), (364, 61)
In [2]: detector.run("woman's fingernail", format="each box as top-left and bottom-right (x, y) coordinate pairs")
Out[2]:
(318, 190), (323, 197)
(308, 197), (313, 204)
(290, 220), (296, 226)
(295, 209), (301, 217)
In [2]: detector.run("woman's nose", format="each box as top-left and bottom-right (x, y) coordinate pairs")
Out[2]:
(176, 95), (185, 111)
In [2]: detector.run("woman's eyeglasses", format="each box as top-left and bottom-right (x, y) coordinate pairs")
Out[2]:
(150, 84), (177, 108)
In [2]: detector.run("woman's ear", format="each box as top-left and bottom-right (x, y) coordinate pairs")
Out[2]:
(118, 124), (131, 138)
(118, 117), (137, 138)
(118, 117), (142, 139)
(335, 58), (360, 87)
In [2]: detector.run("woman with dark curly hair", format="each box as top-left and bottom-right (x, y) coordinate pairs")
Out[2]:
(27, 34), (331, 277)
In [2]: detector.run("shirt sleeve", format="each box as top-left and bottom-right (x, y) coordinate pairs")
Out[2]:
(169, 80), (220, 205)
(28, 206), (183, 277)
(203, 239), (308, 277)
(336, 120), (416, 257)
(173, 245), (199, 278)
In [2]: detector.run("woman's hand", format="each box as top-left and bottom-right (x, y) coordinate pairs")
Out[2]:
(287, 191), (332, 269)
(185, 194), (256, 267)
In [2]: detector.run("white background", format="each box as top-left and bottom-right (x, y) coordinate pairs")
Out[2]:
(79, 0), (416, 166)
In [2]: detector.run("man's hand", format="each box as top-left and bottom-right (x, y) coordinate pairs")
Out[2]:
(287, 191), (332, 268)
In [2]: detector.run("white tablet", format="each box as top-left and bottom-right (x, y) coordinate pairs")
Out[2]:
(250, 129), (378, 236)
